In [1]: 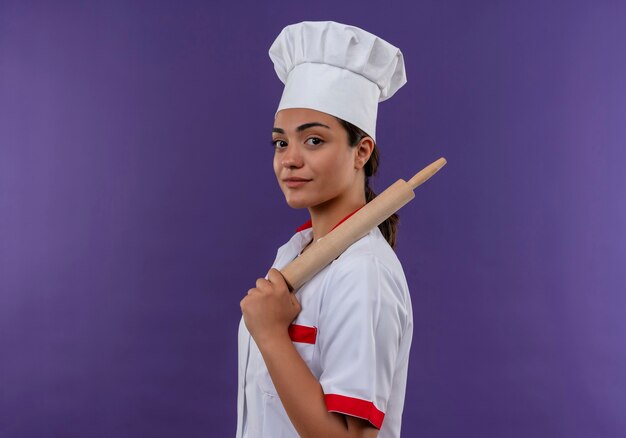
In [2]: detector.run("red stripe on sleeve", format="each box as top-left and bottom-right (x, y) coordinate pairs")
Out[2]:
(288, 324), (317, 344)
(324, 393), (385, 429)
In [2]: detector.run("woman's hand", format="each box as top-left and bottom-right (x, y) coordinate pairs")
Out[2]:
(240, 268), (302, 345)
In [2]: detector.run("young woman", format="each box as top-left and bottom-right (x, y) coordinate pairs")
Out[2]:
(236, 21), (413, 438)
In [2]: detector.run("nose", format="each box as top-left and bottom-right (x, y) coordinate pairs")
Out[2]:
(281, 144), (303, 169)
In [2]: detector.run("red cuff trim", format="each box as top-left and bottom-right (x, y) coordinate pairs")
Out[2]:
(288, 324), (317, 344)
(324, 393), (385, 429)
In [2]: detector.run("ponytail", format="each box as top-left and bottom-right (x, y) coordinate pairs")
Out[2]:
(335, 117), (399, 250)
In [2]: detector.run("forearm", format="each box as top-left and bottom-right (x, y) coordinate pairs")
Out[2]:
(256, 331), (350, 438)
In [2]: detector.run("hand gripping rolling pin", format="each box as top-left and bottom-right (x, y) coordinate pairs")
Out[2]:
(279, 157), (447, 291)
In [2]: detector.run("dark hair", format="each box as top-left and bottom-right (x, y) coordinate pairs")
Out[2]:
(335, 117), (399, 250)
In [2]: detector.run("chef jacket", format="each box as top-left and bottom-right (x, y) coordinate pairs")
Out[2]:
(236, 213), (413, 437)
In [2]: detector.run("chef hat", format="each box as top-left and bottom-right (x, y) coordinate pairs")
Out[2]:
(268, 21), (407, 143)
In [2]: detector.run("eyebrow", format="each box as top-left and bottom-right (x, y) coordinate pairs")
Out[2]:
(272, 122), (331, 134)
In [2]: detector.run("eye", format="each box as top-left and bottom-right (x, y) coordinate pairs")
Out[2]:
(306, 137), (324, 146)
(271, 139), (287, 149)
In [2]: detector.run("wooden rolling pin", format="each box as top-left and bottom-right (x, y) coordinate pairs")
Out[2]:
(280, 157), (447, 291)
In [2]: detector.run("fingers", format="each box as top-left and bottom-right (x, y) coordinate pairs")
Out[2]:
(267, 268), (287, 287)
(245, 270), (287, 301)
(290, 293), (302, 312)
(255, 277), (270, 289)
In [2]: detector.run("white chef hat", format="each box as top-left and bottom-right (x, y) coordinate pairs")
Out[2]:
(268, 20), (407, 143)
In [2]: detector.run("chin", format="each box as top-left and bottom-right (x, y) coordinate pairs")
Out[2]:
(284, 196), (312, 209)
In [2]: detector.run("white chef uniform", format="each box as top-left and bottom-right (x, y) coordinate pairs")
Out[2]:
(236, 19), (412, 437)
(236, 210), (414, 437)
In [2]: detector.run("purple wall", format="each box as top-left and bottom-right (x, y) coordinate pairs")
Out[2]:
(1, 1), (625, 437)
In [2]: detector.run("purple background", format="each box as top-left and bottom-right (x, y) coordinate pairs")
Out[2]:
(1, 1), (625, 437)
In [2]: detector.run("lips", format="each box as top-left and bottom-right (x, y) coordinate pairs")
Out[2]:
(283, 177), (311, 188)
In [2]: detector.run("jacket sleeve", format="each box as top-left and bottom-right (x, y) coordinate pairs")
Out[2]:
(317, 253), (407, 430)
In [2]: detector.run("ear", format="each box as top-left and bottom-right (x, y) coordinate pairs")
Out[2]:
(353, 137), (375, 170)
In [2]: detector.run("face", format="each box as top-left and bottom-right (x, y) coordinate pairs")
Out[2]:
(272, 108), (362, 209)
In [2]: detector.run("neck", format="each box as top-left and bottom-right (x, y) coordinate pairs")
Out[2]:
(308, 188), (366, 242)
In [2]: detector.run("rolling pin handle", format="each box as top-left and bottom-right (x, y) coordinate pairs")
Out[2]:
(407, 157), (447, 190)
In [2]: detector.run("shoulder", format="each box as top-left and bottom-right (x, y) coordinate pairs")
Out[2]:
(334, 227), (406, 280)
(318, 227), (412, 332)
(324, 227), (410, 301)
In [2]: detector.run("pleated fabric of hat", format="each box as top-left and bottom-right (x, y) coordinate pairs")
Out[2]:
(268, 21), (407, 143)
